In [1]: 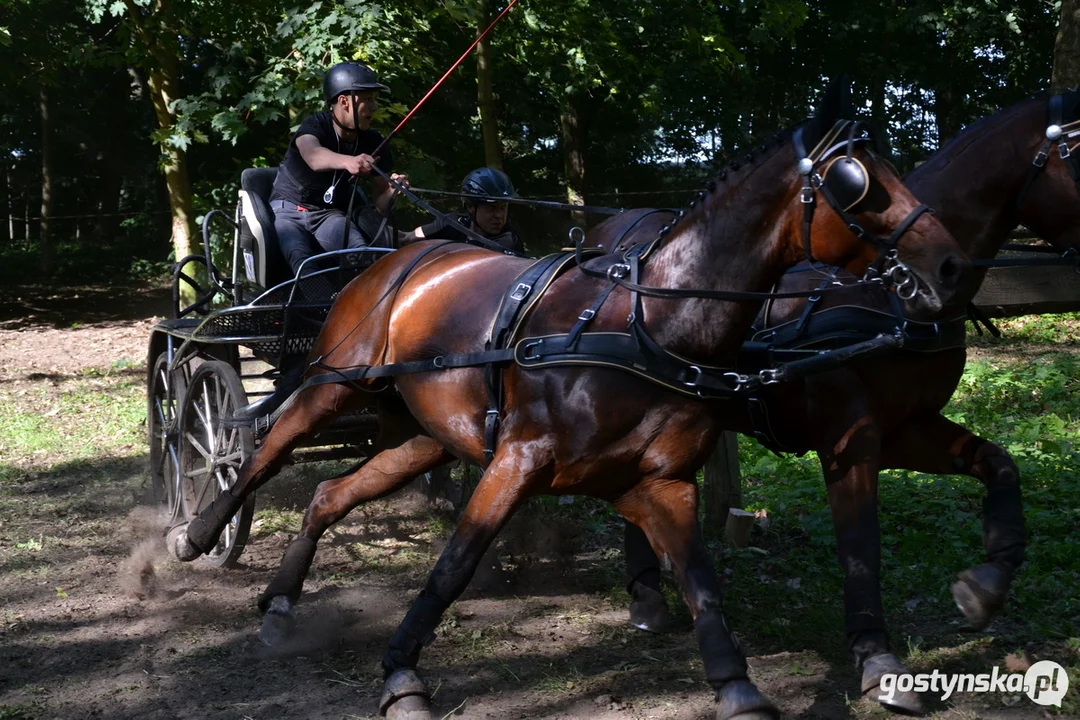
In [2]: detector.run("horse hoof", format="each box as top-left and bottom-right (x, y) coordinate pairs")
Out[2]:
(380, 668), (433, 720)
(167, 524), (200, 562)
(952, 563), (1010, 631)
(715, 679), (780, 720)
(629, 582), (675, 634)
(258, 596), (296, 647)
(862, 653), (926, 716)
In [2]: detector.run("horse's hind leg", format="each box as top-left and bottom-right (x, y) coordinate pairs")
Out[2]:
(623, 519), (675, 633)
(173, 381), (358, 561)
(258, 432), (451, 646)
(377, 447), (539, 720)
(879, 412), (1025, 630)
(616, 479), (778, 720)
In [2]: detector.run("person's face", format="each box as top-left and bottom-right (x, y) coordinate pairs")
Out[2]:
(470, 202), (509, 235)
(333, 91), (378, 131)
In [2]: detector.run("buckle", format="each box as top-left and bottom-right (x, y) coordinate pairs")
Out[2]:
(683, 365), (702, 387)
(510, 283), (531, 301)
(1033, 150), (1048, 168)
(521, 340), (543, 360)
(723, 371), (753, 392)
(758, 368), (782, 385)
(432, 355), (445, 369)
(578, 308), (596, 322)
(847, 223), (868, 240)
(607, 263), (630, 280)
(1060, 142), (1072, 160)
(800, 186), (815, 204)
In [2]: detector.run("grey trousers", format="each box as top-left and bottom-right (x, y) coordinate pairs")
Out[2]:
(273, 208), (368, 275)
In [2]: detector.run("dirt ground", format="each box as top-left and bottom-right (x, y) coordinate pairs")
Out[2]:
(0, 283), (1071, 720)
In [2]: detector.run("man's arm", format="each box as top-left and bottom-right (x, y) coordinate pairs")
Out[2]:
(296, 134), (370, 174)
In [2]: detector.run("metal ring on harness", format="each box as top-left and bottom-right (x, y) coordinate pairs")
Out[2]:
(568, 226), (586, 246)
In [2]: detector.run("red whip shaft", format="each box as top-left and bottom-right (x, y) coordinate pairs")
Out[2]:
(372, 0), (521, 158)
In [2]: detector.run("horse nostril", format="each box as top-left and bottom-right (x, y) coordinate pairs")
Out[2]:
(938, 254), (967, 289)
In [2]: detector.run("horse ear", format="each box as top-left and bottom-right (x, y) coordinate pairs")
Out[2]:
(802, 75), (855, 156)
(815, 74), (854, 125)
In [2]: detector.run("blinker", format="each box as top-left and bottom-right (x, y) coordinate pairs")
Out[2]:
(821, 156), (870, 212)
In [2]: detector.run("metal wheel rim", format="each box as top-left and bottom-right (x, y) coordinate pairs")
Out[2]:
(149, 357), (182, 520)
(179, 367), (248, 562)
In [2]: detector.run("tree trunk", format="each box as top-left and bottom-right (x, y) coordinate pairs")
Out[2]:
(124, 0), (199, 306)
(39, 86), (54, 275)
(2, 165), (10, 244)
(476, 0), (503, 170)
(870, 77), (889, 154)
(560, 92), (588, 225)
(702, 432), (742, 531)
(934, 82), (961, 150)
(1053, 0), (1080, 91)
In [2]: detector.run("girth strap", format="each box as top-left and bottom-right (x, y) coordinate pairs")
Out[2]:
(482, 249), (605, 461)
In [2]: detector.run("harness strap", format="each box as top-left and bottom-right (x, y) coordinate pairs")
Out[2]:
(515, 332), (753, 398)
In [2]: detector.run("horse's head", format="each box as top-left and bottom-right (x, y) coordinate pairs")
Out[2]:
(788, 77), (970, 317)
(1014, 87), (1080, 254)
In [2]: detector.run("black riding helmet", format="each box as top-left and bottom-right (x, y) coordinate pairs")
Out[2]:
(323, 62), (389, 105)
(461, 167), (517, 205)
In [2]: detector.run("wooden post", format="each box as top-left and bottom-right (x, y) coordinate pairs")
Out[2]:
(703, 431), (742, 531)
(724, 508), (756, 548)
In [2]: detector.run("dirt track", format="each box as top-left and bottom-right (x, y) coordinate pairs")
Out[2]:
(0, 284), (1068, 719)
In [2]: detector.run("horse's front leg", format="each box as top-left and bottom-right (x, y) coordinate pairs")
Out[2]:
(173, 381), (358, 561)
(617, 478), (778, 720)
(879, 412), (1025, 630)
(818, 418), (923, 715)
(377, 443), (541, 720)
(258, 433), (452, 646)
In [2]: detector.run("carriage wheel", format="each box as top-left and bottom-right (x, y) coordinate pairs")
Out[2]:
(147, 353), (186, 518)
(177, 360), (256, 567)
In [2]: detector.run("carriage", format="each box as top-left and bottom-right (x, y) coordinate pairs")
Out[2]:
(145, 167), (402, 566)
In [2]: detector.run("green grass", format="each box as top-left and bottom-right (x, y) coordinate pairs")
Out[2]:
(0, 367), (145, 463)
(724, 350), (1080, 663)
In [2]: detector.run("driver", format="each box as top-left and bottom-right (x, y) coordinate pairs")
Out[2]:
(269, 61), (408, 275)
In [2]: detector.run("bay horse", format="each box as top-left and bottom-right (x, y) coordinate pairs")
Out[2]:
(168, 79), (969, 720)
(612, 88), (1080, 714)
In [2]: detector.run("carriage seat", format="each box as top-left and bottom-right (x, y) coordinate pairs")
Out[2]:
(238, 168), (290, 289)
(237, 167), (397, 293)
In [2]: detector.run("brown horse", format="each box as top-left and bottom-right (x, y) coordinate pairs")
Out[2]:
(613, 88), (1080, 714)
(168, 80), (969, 720)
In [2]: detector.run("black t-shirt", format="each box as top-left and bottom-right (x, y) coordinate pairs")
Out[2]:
(415, 213), (524, 254)
(270, 111), (393, 211)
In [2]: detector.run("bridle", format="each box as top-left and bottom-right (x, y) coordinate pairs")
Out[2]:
(1016, 91), (1080, 211)
(793, 119), (932, 301)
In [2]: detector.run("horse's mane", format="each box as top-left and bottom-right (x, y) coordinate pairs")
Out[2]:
(656, 124), (802, 244)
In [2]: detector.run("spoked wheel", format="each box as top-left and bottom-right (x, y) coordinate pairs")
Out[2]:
(148, 353), (191, 518)
(177, 360), (255, 567)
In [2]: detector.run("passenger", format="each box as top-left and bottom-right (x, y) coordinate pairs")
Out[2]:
(402, 167), (524, 254)
(269, 61), (408, 275)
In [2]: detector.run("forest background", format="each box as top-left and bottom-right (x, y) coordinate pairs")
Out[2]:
(3, 0), (1080, 280)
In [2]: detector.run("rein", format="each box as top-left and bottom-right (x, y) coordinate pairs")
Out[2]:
(407, 187), (626, 216)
